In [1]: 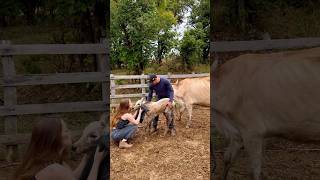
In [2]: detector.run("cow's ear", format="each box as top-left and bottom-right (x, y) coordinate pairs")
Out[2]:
(99, 112), (108, 127)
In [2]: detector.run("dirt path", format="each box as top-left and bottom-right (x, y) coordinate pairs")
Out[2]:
(214, 137), (320, 179)
(111, 106), (210, 180)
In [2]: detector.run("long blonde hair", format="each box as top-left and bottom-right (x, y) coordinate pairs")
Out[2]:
(14, 118), (68, 180)
(111, 99), (131, 128)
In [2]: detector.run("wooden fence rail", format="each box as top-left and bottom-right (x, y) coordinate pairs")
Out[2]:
(0, 39), (109, 162)
(211, 37), (320, 52)
(109, 73), (209, 105)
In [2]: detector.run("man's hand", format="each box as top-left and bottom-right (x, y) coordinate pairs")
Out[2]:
(93, 146), (105, 164)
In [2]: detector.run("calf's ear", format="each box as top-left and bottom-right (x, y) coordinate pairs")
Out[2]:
(99, 112), (108, 127)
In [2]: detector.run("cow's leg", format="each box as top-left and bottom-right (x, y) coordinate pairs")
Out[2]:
(175, 104), (184, 121)
(222, 139), (242, 180)
(243, 134), (264, 180)
(177, 108), (184, 121)
(179, 103), (186, 121)
(186, 104), (193, 128)
(174, 108), (181, 121)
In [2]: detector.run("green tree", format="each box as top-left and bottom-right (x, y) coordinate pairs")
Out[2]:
(189, 0), (210, 63)
(0, 0), (21, 27)
(18, 0), (42, 24)
(180, 24), (206, 70)
(154, 0), (178, 63)
(180, 0), (209, 69)
(111, 0), (188, 74)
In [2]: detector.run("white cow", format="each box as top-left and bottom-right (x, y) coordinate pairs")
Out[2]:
(213, 47), (320, 180)
(172, 76), (210, 128)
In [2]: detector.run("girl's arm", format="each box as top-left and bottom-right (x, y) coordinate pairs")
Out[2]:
(133, 109), (139, 118)
(135, 108), (142, 122)
(126, 108), (142, 125)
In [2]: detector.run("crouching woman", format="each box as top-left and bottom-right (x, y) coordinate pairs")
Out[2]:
(111, 99), (142, 149)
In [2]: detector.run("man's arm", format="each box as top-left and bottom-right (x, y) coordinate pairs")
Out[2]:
(147, 85), (153, 102)
(165, 79), (174, 102)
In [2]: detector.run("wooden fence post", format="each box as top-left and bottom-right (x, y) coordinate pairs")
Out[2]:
(167, 72), (171, 82)
(98, 38), (108, 105)
(110, 74), (116, 108)
(1, 40), (18, 162)
(141, 73), (145, 97)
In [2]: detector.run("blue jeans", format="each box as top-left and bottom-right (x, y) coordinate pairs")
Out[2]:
(111, 124), (137, 142)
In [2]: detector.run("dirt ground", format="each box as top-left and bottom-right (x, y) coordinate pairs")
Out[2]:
(110, 106), (210, 180)
(214, 135), (320, 180)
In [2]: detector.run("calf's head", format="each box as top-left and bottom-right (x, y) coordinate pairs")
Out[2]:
(133, 97), (147, 110)
(72, 113), (107, 154)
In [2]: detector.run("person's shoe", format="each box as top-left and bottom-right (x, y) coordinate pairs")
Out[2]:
(171, 129), (176, 136)
(119, 141), (133, 149)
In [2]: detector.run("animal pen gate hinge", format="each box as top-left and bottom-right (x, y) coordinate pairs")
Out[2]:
(0, 39), (109, 162)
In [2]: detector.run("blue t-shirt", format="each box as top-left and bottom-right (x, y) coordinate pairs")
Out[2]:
(147, 77), (174, 102)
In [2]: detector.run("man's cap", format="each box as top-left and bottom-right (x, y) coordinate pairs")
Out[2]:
(149, 74), (157, 82)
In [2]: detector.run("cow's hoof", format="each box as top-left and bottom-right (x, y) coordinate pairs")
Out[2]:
(171, 129), (176, 136)
(150, 127), (157, 134)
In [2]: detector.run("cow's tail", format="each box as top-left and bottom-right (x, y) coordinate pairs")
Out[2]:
(211, 59), (219, 74)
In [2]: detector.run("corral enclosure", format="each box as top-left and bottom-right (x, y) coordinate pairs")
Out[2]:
(109, 73), (209, 107)
(109, 73), (211, 179)
(111, 106), (210, 180)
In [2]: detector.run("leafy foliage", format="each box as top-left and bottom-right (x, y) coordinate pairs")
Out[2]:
(213, 0), (320, 40)
(111, 0), (209, 73)
(179, 0), (209, 69)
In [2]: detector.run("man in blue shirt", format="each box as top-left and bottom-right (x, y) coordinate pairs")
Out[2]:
(146, 74), (176, 136)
